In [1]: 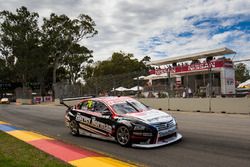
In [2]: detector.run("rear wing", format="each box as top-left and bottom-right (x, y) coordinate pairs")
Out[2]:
(60, 96), (93, 109)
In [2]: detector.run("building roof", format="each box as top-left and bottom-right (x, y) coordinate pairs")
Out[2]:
(148, 47), (236, 65)
(233, 58), (250, 63)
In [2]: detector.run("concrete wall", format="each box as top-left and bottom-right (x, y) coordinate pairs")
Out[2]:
(139, 98), (250, 114)
(211, 98), (250, 114)
(16, 98), (33, 105)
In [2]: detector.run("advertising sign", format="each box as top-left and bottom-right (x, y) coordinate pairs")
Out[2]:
(43, 96), (53, 102)
(220, 68), (235, 95)
(33, 96), (43, 103)
(149, 60), (233, 75)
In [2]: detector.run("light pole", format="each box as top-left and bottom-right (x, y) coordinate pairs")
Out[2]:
(208, 64), (212, 112)
(167, 70), (170, 110)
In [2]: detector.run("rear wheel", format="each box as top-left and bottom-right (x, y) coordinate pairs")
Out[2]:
(116, 126), (131, 146)
(69, 120), (79, 136)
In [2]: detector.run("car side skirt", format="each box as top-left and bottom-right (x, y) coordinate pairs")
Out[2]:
(79, 128), (116, 142)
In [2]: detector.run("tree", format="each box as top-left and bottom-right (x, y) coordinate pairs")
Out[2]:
(42, 13), (97, 85)
(141, 55), (151, 64)
(0, 6), (98, 98)
(83, 65), (95, 79)
(0, 6), (44, 85)
(235, 63), (250, 83)
(82, 52), (150, 95)
(93, 51), (148, 77)
(0, 45), (15, 82)
(0, 58), (5, 80)
(63, 44), (93, 84)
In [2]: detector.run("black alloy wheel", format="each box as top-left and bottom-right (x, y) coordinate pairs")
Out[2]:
(69, 120), (79, 136)
(116, 126), (131, 146)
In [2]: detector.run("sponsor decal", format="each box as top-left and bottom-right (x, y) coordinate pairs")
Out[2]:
(76, 113), (91, 124)
(150, 60), (232, 75)
(188, 61), (216, 71)
(130, 110), (171, 123)
(75, 113), (112, 133)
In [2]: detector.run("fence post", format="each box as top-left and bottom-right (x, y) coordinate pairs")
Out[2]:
(209, 65), (212, 112)
(137, 74), (139, 93)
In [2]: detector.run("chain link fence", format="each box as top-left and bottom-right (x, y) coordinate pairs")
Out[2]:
(4, 70), (248, 106)
(83, 72), (143, 96)
(54, 71), (200, 99)
(54, 71), (146, 98)
(78, 72), (216, 99)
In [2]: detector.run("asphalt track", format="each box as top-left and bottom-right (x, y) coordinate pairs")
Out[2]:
(0, 104), (250, 167)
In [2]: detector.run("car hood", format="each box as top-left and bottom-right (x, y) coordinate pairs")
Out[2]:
(125, 109), (172, 124)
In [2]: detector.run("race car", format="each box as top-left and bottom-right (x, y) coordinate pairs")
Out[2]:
(0, 98), (10, 104)
(62, 96), (182, 148)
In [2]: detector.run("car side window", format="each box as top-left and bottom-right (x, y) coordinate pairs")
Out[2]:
(77, 101), (88, 110)
(94, 101), (110, 113)
(77, 100), (95, 111)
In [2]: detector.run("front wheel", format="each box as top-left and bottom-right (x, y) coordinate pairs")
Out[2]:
(69, 120), (79, 136)
(116, 126), (131, 146)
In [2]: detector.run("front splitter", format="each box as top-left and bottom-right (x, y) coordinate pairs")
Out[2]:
(132, 133), (182, 148)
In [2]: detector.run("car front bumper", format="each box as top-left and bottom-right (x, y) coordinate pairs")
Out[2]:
(132, 133), (182, 148)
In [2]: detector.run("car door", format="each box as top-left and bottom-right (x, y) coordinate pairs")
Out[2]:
(90, 100), (116, 137)
(75, 100), (114, 137)
(74, 100), (97, 134)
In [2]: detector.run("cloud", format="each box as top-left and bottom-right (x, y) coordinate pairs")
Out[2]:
(134, 0), (250, 60)
(0, 0), (249, 63)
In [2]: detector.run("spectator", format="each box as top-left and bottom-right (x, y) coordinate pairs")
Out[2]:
(182, 88), (187, 98)
(188, 87), (193, 97)
(206, 83), (210, 97)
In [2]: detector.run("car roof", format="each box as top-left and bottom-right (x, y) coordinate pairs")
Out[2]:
(89, 96), (135, 105)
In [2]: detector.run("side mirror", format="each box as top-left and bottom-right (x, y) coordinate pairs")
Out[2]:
(102, 110), (112, 116)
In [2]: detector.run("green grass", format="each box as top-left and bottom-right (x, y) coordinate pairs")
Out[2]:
(0, 131), (72, 167)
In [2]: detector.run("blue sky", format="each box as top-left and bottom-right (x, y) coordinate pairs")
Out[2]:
(0, 0), (249, 63)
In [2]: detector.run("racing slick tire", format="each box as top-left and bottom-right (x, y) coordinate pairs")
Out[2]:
(69, 120), (79, 136)
(116, 125), (131, 147)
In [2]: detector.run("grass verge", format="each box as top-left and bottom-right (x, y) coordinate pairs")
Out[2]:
(0, 131), (72, 167)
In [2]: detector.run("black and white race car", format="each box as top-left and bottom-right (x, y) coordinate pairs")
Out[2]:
(62, 96), (182, 148)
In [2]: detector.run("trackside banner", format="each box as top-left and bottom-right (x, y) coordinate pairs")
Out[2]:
(149, 60), (233, 75)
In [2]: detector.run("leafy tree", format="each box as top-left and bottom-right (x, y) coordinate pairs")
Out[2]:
(0, 6), (43, 84)
(82, 52), (150, 95)
(0, 6), (98, 98)
(83, 65), (95, 79)
(235, 63), (250, 83)
(93, 51), (148, 77)
(0, 45), (15, 82)
(141, 55), (151, 64)
(0, 58), (5, 80)
(63, 44), (93, 84)
(42, 13), (97, 84)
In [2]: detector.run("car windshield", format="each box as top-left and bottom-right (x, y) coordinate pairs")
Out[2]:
(112, 100), (149, 114)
